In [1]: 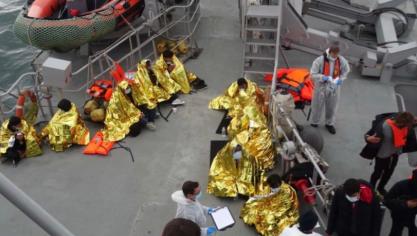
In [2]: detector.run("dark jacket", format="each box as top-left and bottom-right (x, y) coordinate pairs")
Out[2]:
(327, 180), (381, 236)
(360, 113), (417, 159)
(384, 179), (417, 223)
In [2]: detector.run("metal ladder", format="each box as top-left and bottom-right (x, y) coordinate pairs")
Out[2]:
(242, 0), (284, 88)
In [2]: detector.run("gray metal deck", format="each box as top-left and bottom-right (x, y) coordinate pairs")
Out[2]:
(0, 0), (415, 235)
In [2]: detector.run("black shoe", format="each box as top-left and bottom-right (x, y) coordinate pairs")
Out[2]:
(310, 124), (318, 128)
(325, 125), (336, 134)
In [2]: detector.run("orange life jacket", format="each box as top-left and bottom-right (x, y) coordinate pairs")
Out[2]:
(387, 119), (409, 148)
(87, 80), (113, 102)
(276, 68), (314, 103)
(83, 131), (115, 156)
(322, 53), (341, 79)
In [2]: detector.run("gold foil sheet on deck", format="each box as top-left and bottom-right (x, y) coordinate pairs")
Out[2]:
(240, 183), (299, 236)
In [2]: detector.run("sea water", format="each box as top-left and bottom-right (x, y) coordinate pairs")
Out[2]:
(0, 0), (37, 89)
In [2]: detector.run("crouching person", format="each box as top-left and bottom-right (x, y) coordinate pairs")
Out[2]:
(240, 174), (299, 236)
(171, 181), (217, 236)
(41, 99), (90, 152)
(0, 116), (42, 161)
(2, 132), (26, 167)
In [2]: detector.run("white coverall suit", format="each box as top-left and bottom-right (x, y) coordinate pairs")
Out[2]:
(171, 190), (210, 236)
(310, 51), (350, 126)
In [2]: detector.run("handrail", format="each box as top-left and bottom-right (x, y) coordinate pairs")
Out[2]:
(72, 0), (200, 75)
(65, 0), (201, 93)
(395, 92), (406, 112)
(0, 72), (36, 97)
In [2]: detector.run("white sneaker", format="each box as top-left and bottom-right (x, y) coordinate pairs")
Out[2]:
(171, 98), (185, 106)
(146, 122), (156, 131)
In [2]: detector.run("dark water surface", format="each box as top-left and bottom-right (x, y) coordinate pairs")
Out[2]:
(0, 0), (37, 89)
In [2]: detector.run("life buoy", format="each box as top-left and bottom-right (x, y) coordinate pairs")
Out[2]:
(15, 90), (37, 118)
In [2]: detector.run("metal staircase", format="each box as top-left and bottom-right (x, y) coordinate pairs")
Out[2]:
(242, 1), (283, 81)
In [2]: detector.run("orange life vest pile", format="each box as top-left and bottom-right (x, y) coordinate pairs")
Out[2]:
(265, 68), (314, 108)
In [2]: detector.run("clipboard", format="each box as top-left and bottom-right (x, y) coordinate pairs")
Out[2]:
(209, 206), (235, 231)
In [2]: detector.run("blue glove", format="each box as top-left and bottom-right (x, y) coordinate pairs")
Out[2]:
(336, 79), (343, 86)
(322, 76), (331, 82)
(207, 226), (217, 235)
(208, 208), (215, 214)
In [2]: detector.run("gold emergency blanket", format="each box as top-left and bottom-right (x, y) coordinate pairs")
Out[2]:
(41, 103), (90, 152)
(240, 183), (299, 236)
(102, 81), (142, 142)
(131, 60), (171, 109)
(207, 127), (275, 197)
(209, 79), (262, 117)
(0, 119), (42, 157)
(154, 55), (197, 94)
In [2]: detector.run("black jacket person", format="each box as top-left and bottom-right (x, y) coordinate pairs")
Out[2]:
(326, 179), (381, 236)
(384, 169), (417, 236)
(360, 112), (417, 194)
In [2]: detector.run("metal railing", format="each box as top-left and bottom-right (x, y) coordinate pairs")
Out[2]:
(0, 0), (201, 121)
(66, 0), (201, 94)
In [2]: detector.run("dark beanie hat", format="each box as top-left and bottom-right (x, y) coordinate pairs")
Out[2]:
(162, 218), (201, 236)
(57, 99), (72, 112)
(298, 210), (318, 232)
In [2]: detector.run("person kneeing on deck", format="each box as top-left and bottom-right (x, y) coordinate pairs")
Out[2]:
(154, 49), (207, 94)
(310, 42), (350, 134)
(0, 115), (42, 158)
(41, 99), (90, 152)
(240, 174), (299, 236)
(280, 210), (322, 236)
(171, 181), (217, 236)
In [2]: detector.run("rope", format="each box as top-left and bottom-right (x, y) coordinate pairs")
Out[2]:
(111, 141), (135, 163)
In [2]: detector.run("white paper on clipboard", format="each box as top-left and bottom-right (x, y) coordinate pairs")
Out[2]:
(210, 207), (235, 230)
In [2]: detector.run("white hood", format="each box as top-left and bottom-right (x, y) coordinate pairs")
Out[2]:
(171, 190), (191, 205)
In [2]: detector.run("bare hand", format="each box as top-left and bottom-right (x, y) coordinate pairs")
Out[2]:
(366, 134), (381, 144)
(407, 199), (417, 208)
(167, 64), (175, 72)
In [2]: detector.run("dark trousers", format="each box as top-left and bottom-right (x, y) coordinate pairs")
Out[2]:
(389, 218), (417, 236)
(3, 149), (21, 164)
(139, 105), (157, 123)
(370, 155), (399, 191)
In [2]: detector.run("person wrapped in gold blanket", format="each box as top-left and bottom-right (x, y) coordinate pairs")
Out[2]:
(153, 50), (207, 94)
(209, 78), (265, 117)
(102, 80), (143, 142)
(0, 116), (42, 157)
(240, 174), (299, 236)
(41, 99), (90, 152)
(207, 105), (275, 197)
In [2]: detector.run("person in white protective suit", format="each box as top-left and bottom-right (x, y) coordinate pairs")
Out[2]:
(310, 42), (350, 134)
(171, 181), (217, 236)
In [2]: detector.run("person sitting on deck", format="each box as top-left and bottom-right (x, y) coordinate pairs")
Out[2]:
(1, 132), (27, 167)
(41, 99), (90, 152)
(240, 174), (299, 236)
(101, 80), (145, 141)
(153, 49), (207, 94)
(207, 104), (275, 197)
(0, 115), (42, 158)
(209, 78), (265, 117)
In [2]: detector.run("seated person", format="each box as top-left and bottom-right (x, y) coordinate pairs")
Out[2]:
(209, 78), (264, 117)
(240, 174), (299, 236)
(2, 132), (26, 167)
(102, 80), (144, 141)
(0, 116), (42, 157)
(154, 50), (206, 94)
(144, 59), (185, 106)
(41, 99), (90, 152)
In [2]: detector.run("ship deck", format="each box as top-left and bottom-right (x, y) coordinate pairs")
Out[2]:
(0, 0), (415, 235)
